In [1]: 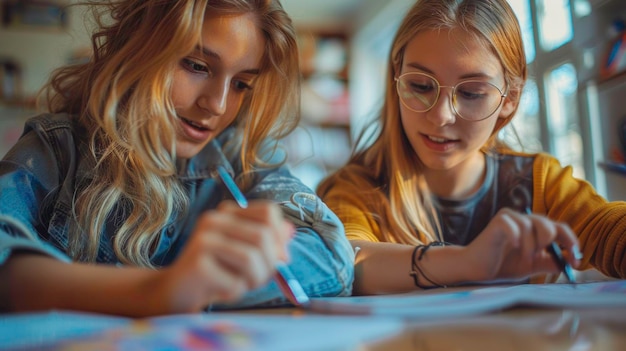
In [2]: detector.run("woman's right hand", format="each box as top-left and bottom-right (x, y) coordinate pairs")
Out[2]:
(156, 200), (294, 313)
(464, 208), (581, 282)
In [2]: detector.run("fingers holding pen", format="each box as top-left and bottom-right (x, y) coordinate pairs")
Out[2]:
(472, 208), (582, 280)
(496, 209), (580, 258)
(479, 208), (538, 254)
(193, 208), (280, 289)
(523, 211), (558, 254)
(162, 225), (251, 311)
(164, 211), (279, 309)
(536, 221), (582, 270)
(217, 200), (295, 261)
(521, 210), (582, 269)
(166, 200), (296, 310)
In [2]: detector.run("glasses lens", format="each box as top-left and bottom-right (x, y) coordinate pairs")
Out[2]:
(453, 81), (504, 121)
(397, 73), (439, 112)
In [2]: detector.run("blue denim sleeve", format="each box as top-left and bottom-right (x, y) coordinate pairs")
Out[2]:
(212, 166), (355, 309)
(0, 126), (72, 265)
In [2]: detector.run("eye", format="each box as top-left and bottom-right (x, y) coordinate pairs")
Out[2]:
(457, 89), (486, 100)
(232, 79), (253, 92)
(409, 81), (435, 94)
(181, 58), (211, 75)
(403, 76), (435, 94)
(456, 82), (491, 100)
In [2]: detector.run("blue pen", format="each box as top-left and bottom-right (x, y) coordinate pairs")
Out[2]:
(216, 165), (248, 209)
(525, 208), (576, 284)
(216, 165), (311, 307)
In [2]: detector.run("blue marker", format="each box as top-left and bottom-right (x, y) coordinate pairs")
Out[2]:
(216, 165), (311, 307)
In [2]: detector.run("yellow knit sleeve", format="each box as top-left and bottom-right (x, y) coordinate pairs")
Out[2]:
(533, 153), (626, 278)
(319, 178), (383, 243)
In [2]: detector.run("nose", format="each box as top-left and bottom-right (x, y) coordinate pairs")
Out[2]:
(425, 87), (456, 127)
(197, 78), (229, 116)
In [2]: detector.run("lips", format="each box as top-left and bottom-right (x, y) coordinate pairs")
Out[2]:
(420, 133), (459, 152)
(178, 116), (213, 142)
(426, 134), (459, 143)
(180, 117), (209, 130)
(426, 135), (451, 143)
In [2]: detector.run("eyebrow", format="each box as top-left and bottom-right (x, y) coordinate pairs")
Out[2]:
(194, 45), (261, 75)
(405, 62), (494, 80)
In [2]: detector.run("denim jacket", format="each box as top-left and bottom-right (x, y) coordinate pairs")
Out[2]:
(0, 113), (354, 308)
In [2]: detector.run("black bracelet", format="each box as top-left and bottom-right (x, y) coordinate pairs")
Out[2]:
(409, 245), (432, 289)
(409, 241), (449, 289)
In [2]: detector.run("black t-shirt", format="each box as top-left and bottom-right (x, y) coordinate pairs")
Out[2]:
(433, 153), (535, 245)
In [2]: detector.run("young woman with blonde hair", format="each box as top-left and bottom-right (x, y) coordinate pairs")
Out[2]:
(318, 0), (626, 295)
(0, 0), (353, 316)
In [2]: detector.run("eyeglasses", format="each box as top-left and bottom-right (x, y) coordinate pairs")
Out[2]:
(395, 72), (508, 121)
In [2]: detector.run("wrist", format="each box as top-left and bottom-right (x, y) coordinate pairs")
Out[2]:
(409, 243), (447, 289)
(455, 244), (491, 282)
(413, 244), (474, 287)
(151, 266), (219, 315)
(136, 268), (177, 316)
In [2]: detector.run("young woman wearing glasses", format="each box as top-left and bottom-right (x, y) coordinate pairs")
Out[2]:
(318, 0), (626, 294)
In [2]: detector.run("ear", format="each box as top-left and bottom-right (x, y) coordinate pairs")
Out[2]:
(498, 95), (517, 120)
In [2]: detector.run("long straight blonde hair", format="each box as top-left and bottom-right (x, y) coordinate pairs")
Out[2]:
(318, 0), (526, 245)
(44, 0), (300, 266)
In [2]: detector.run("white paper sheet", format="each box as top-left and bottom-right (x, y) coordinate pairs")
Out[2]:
(309, 280), (626, 320)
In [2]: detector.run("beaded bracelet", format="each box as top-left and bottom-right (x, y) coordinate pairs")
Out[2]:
(409, 241), (449, 289)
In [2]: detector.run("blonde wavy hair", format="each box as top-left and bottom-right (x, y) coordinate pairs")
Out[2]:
(44, 0), (300, 266)
(318, 0), (526, 245)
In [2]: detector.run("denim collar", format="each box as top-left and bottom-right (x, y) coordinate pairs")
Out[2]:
(175, 138), (232, 181)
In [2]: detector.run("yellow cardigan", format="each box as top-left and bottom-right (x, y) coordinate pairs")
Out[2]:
(321, 152), (626, 280)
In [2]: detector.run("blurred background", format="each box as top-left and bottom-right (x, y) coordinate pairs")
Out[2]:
(1, 0), (625, 199)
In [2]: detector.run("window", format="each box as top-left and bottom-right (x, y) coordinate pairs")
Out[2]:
(508, 0), (536, 63)
(506, 0), (588, 181)
(536, 0), (574, 51)
(546, 63), (585, 178)
(501, 79), (543, 152)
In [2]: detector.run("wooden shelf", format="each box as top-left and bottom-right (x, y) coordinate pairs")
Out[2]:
(0, 95), (37, 110)
(598, 70), (626, 86)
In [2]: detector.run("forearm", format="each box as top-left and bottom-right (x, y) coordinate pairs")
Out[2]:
(351, 240), (474, 295)
(0, 253), (171, 317)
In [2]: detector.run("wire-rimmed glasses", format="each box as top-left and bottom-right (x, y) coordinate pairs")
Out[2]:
(395, 72), (508, 122)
